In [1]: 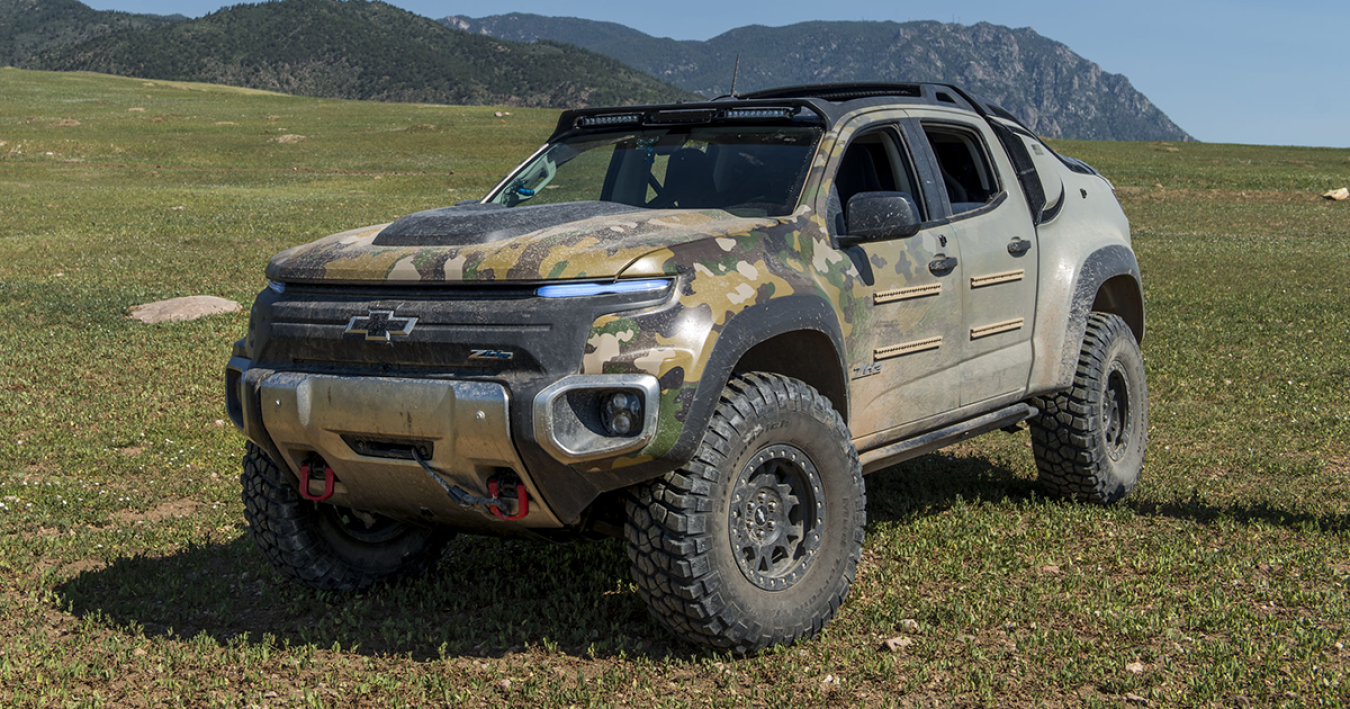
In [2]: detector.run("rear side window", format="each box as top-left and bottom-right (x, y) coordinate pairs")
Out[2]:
(922, 125), (1000, 214)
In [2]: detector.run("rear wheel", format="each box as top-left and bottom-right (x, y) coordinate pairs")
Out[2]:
(1031, 312), (1148, 503)
(626, 373), (865, 652)
(241, 443), (450, 591)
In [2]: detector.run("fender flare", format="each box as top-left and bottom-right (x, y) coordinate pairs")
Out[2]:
(1049, 244), (1144, 392)
(576, 294), (850, 500)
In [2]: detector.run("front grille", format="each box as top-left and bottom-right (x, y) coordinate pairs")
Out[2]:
(247, 281), (672, 382)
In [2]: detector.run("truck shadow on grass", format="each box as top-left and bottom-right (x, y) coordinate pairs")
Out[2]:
(56, 531), (673, 662)
(51, 453), (1025, 662)
(54, 453), (1344, 662)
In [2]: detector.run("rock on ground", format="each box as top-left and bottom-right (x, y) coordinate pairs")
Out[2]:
(1323, 187), (1349, 201)
(129, 295), (240, 323)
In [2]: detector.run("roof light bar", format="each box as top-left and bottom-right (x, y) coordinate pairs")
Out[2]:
(723, 107), (797, 120)
(577, 114), (641, 128)
(536, 279), (672, 299)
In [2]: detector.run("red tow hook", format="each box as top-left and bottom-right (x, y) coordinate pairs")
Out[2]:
(298, 462), (336, 501)
(488, 478), (529, 521)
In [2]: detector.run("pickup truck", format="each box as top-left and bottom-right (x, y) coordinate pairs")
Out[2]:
(226, 82), (1147, 652)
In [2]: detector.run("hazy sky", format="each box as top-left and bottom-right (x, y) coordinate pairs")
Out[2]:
(85, 0), (1349, 148)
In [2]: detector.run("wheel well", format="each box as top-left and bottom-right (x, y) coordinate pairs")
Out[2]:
(1091, 274), (1145, 343)
(732, 330), (849, 423)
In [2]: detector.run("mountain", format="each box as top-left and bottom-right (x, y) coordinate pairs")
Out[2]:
(21, 0), (696, 108)
(444, 13), (1192, 142)
(0, 0), (181, 67)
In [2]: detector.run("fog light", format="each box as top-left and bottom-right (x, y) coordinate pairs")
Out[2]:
(601, 391), (643, 436)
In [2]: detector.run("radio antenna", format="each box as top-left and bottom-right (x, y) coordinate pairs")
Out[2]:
(730, 54), (741, 98)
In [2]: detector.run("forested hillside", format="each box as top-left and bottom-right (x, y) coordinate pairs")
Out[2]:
(0, 0), (180, 66)
(19, 0), (695, 108)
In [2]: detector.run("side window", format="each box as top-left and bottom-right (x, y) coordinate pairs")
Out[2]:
(828, 129), (925, 237)
(923, 125), (1000, 214)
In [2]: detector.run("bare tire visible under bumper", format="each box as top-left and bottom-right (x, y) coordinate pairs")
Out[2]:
(241, 443), (451, 591)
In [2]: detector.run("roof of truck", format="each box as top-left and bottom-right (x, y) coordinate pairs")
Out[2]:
(550, 82), (1031, 141)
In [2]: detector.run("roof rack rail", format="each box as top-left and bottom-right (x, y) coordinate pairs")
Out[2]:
(738, 83), (925, 102)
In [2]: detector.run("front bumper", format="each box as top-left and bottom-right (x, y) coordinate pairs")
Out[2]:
(227, 357), (662, 531)
(230, 357), (565, 530)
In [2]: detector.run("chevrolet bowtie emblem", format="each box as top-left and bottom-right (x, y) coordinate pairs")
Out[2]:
(345, 310), (418, 342)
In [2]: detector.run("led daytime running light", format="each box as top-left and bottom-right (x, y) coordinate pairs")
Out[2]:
(536, 279), (671, 299)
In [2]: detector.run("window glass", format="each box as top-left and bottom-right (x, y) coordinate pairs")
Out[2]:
(488, 126), (821, 217)
(923, 125), (1000, 214)
(829, 129), (925, 236)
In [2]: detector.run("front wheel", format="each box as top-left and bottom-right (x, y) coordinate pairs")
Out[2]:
(1031, 312), (1148, 503)
(626, 373), (866, 653)
(240, 443), (451, 591)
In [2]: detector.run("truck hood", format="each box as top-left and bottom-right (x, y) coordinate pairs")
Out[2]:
(266, 201), (790, 283)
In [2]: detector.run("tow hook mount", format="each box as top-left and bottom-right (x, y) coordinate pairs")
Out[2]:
(412, 449), (529, 521)
(298, 462), (336, 501)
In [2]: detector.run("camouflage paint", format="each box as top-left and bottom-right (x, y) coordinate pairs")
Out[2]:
(256, 104), (1134, 477)
(266, 210), (793, 283)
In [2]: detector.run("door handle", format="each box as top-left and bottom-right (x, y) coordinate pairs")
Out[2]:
(1007, 238), (1032, 256)
(928, 256), (958, 274)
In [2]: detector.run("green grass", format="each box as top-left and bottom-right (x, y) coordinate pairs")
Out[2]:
(2, 68), (1349, 708)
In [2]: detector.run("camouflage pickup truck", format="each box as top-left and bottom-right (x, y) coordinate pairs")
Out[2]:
(226, 82), (1147, 652)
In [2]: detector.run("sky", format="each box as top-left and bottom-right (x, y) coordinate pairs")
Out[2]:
(84, 0), (1350, 148)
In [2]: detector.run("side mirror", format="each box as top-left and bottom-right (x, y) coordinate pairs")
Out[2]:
(841, 191), (922, 243)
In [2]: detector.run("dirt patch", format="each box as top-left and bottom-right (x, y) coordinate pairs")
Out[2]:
(48, 118), (81, 127)
(271, 134), (306, 144)
(128, 295), (239, 323)
(119, 446), (144, 457)
(114, 499), (201, 524)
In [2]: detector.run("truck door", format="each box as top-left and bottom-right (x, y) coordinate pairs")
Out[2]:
(918, 120), (1039, 407)
(828, 125), (964, 436)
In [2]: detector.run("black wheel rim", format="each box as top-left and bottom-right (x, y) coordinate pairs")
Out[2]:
(1103, 364), (1132, 459)
(317, 504), (406, 544)
(728, 444), (824, 591)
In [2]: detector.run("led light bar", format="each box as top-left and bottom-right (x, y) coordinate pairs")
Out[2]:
(536, 279), (672, 299)
(577, 114), (641, 128)
(723, 107), (797, 120)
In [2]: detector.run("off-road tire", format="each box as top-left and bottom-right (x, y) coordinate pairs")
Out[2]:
(625, 373), (866, 653)
(241, 443), (450, 591)
(1031, 312), (1147, 503)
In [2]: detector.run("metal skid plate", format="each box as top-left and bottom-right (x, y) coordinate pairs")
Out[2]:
(259, 373), (561, 529)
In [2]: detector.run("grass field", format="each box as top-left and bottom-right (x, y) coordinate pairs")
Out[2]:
(1, 68), (1348, 708)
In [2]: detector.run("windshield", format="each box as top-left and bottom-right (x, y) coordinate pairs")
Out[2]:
(487, 125), (822, 217)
